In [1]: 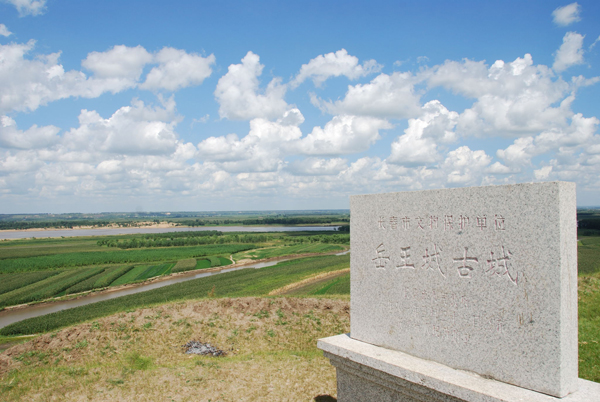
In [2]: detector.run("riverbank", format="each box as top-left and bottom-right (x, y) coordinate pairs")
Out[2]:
(0, 249), (349, 330)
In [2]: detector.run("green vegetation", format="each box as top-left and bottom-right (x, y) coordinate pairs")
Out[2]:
(98, 232), (271, 249)
(575, 234), (600, 382)
(94, 265), (135, 288)
(0, 267), (105, 308)
(578, 210), (600, 237)
(171, 258), (197, 273)
(578, 273), (600, 382)
(134, 264), (173, 281)
(0, 271), (61, 295)
(234, 243), (345, 260)
(109, 265), (151, 287)
(0, 244), (258, 273)
(578, 236), (600, 275)
(0, 254), (349, 336)
(285, 272), (351, 296)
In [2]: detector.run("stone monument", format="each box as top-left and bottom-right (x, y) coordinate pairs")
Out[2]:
(318, 182), (600, 401)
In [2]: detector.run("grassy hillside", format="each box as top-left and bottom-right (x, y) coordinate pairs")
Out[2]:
(0, 297), (347, 401)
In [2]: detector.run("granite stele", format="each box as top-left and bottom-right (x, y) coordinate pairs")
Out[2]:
(318, 182), (600, 401)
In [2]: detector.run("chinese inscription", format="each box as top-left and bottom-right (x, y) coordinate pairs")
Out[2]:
(378, 213), (506, 232)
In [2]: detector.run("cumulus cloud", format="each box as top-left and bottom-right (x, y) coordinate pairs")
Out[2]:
(534, 166), (553, 180)
(291, 49), (382, 88)
(552, 3), (581, 26)
(3, 0), (46, 16)
(0, 115), (60, 149)
(214, 51), (289, 121)
(140, 48), (215, 91)
(388, 101), (458, 166)
(0, 24), (12, 37)
(295, 115), (392, 155)
(442, 146), (492, 185)
(553, 32), (585, 72)
(286, 157), (348, 176)
(64, 96), (182, 156)
(0, 41), (215, 114)
(314, 72), (422, 119)
(197, 108), (304, 171)
(428, 54), (574, 136)
(197, 109), (391, 175)
(0, 40), (90, 113)
(497, 113), (600, 167)
(82, 45), (152, 80)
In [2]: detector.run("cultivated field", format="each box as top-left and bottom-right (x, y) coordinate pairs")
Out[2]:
(0, 230), (349, 310)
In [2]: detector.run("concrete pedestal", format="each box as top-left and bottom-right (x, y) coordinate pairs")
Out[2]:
(318, 334), (600, 402)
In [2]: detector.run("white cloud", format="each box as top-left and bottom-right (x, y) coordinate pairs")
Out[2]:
(0, 41), (215, 114)
(497, 113), (600, 167)
(140, 48), (215, 91)
(3, 0), (46, 16)
(0, 24), (12, 37)
(553, 32), (585, 72)
(314, 72), (422, 119)
(295, 115), (392, 155)
(442, 146), (492, 185)
(534, 166), (553, 180)
(388, 100), (458, 166)
(64, 96), (182, 156)
(428, 54), (574, 137)
(0, 40), (89, 113)
(82, 45), (152, 80)
(291, 49), (382, 88)
(552, 3), (581, 26)
(485, 162), (517, 175)
(214, 51), (289, 121)
(286, 157), (348, 176)
(0, 115), (60, 149)
(197, 110), (390, 175)
(197, 108), (304, 171)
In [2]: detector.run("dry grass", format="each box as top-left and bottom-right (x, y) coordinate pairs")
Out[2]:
(0, 297), (349, 401)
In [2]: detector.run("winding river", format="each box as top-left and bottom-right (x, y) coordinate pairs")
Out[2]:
(0, 249), (350, 330)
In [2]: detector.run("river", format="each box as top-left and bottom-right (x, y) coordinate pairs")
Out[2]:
(0, 225), (340, 240)
(0, 250), (350, 330)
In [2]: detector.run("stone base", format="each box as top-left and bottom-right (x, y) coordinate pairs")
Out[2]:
(318, 334), (600, 402)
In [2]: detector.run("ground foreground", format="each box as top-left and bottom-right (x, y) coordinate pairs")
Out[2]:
(0, 297), (348, 402)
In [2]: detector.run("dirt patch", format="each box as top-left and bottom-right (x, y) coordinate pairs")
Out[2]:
(0, 297), (349, 401)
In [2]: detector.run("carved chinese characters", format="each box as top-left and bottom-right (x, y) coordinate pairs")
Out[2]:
(350, 182), (577, 397)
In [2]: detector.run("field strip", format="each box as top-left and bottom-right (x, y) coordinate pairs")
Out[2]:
(268, 268), (350, 296)
(0, 250), (349, 313)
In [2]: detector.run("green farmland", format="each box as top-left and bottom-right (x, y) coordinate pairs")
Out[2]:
(0, 229), (349, 310)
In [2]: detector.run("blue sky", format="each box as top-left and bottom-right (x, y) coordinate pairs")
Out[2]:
(1, 0), (599, 213)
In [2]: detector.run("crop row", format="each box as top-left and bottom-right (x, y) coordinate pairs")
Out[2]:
(0, 254), (350, 335)
(0, 244), (259, 273)
(235, 243), (345, 260)
(0, 271), (61, 296)
(64, 265), (135, 295)
(101, 234), (270, 249)
(134, 264), (173, 281)
(171, 258), (198, 273)
(0, 267), (104, 308)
